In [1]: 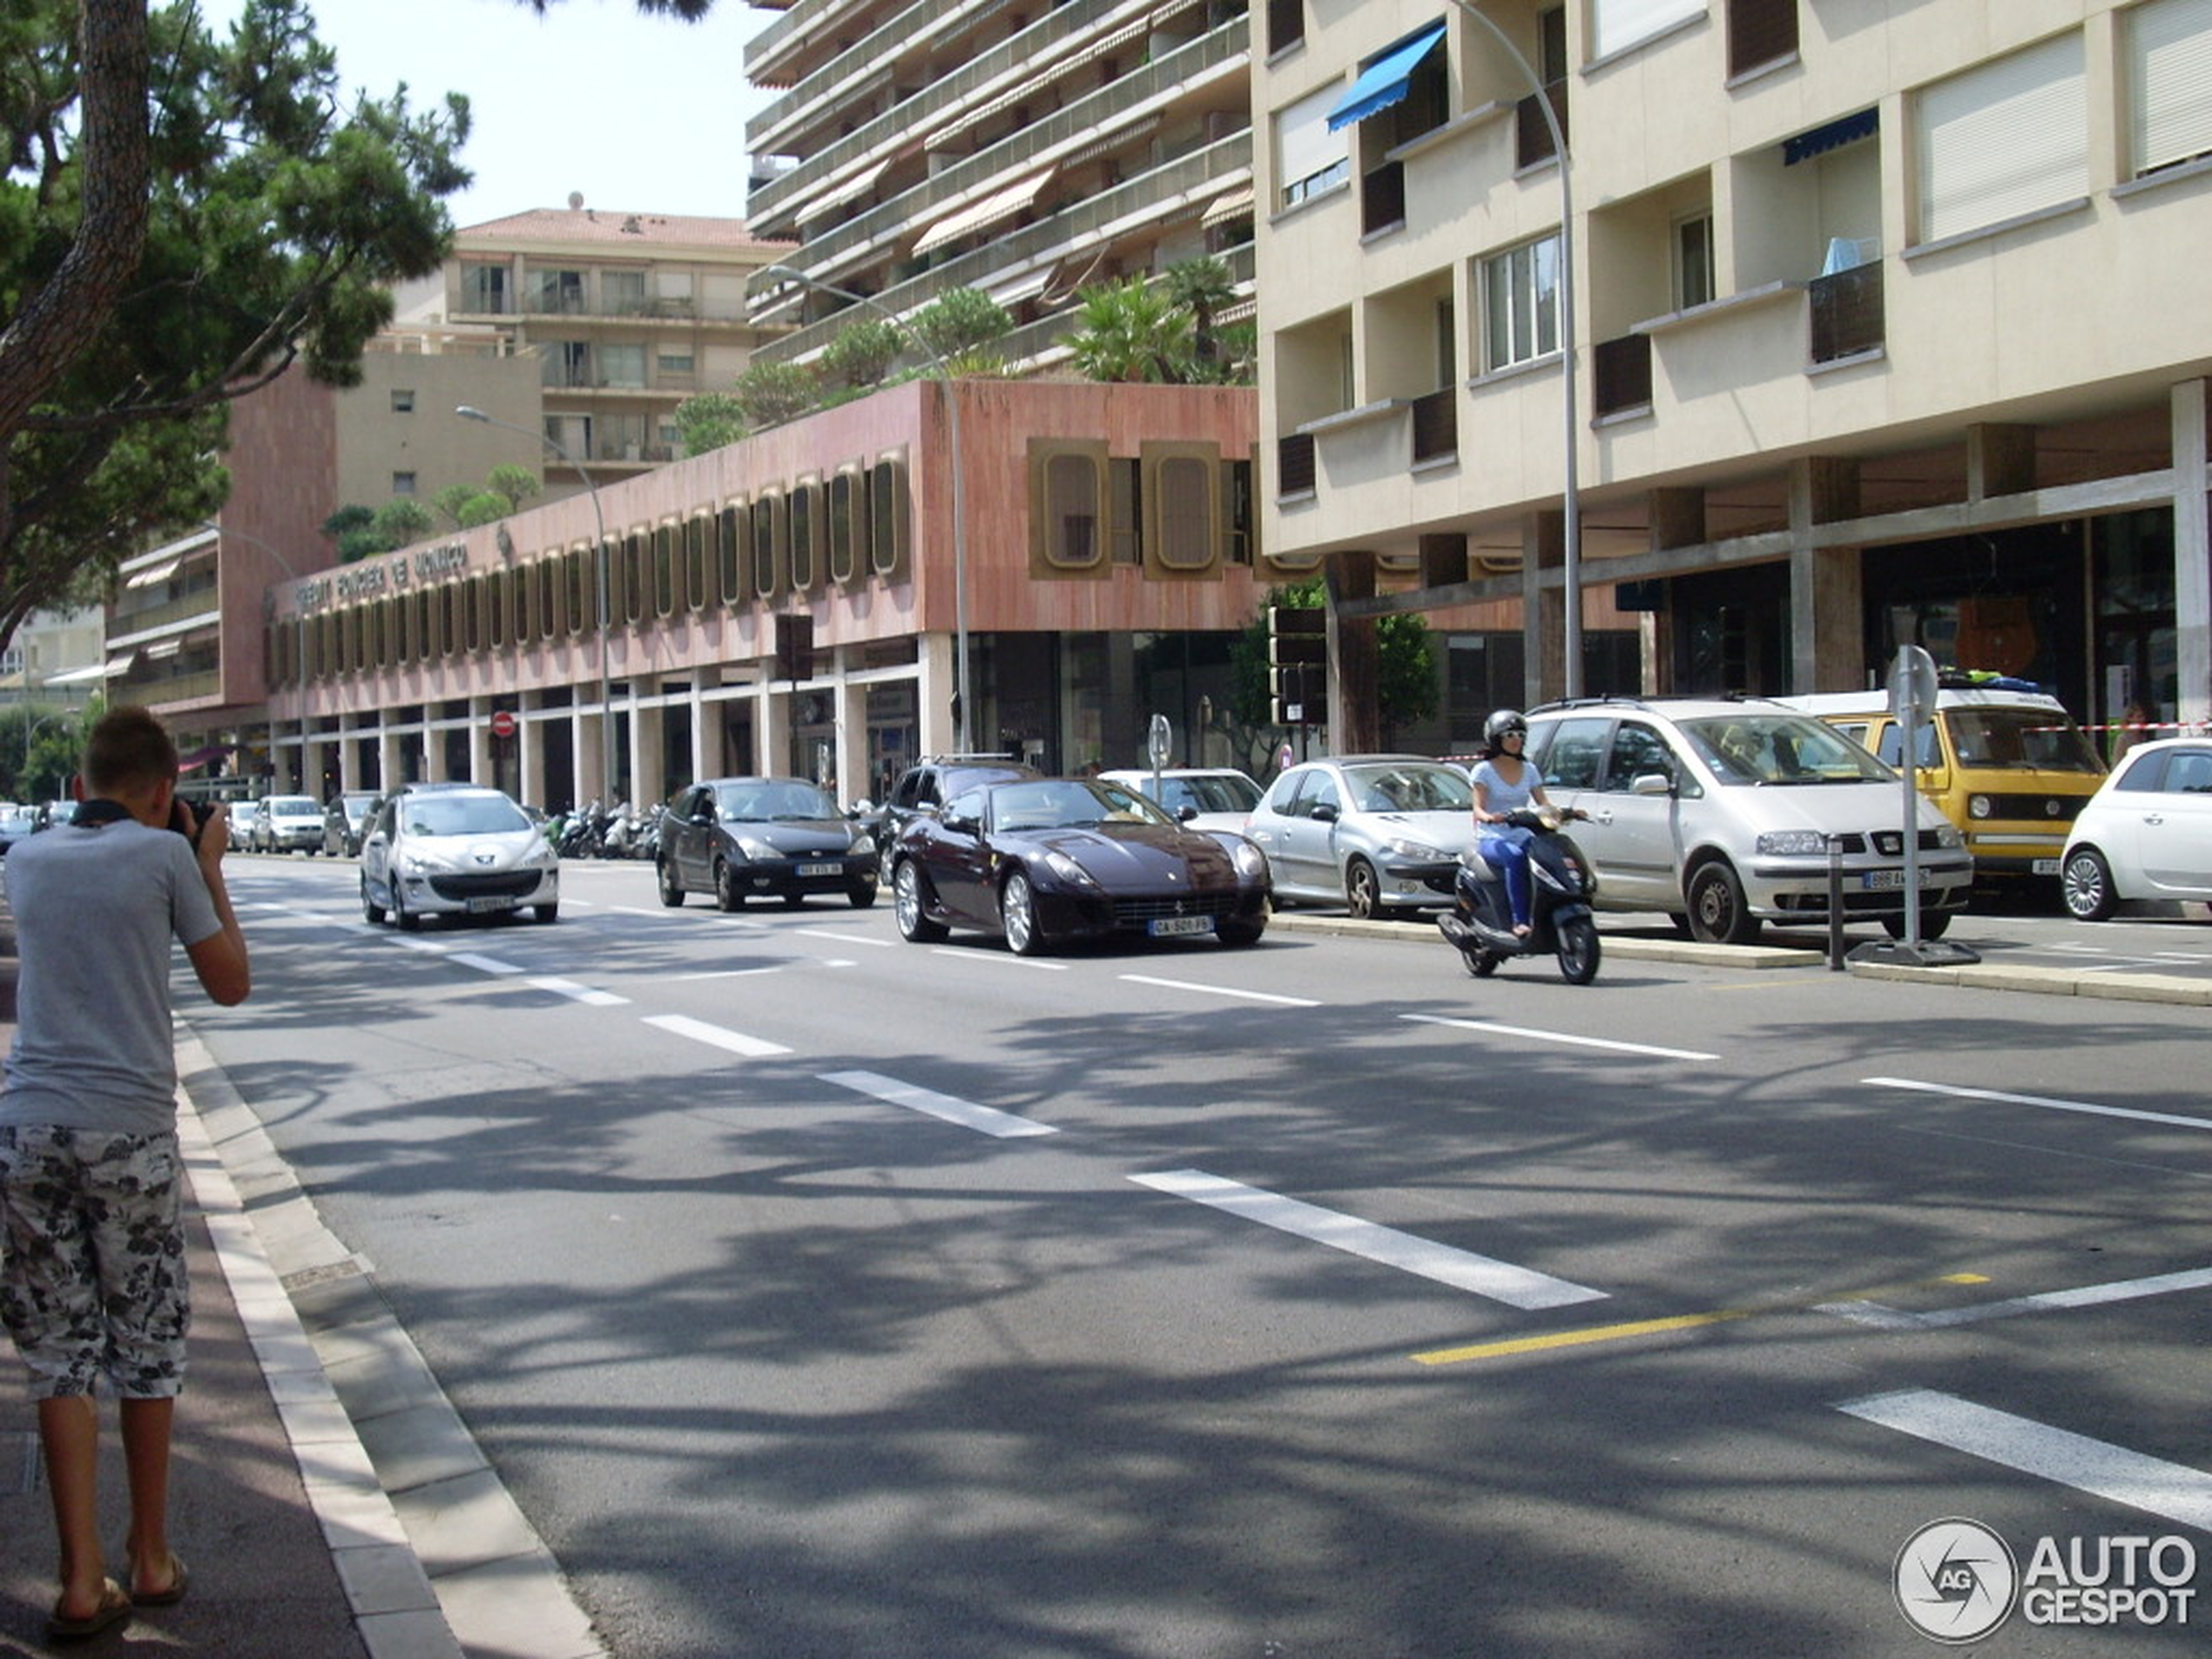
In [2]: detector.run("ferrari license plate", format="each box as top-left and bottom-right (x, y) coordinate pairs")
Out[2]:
(796, 862), (840, 878)
(1861, 869), (1906, 891)
(1150, 914), (1215, 937)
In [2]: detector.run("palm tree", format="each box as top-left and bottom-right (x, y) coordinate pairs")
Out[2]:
(1064, 276), (1195, 383)
(1162, 258), (1238, 380)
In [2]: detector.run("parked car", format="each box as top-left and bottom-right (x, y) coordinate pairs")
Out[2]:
(1778, 682), (2104, 887)
(656, 776), (878, 910)
(239, 797), (274, 853)
(1097, 767), (1264, 835)
(892, 775), (1270, 953)
(1241, 755), (1480, 918)
(0, 805), (38, 855)
(36, 799), (78, 831)
(2059, 737), (2212, 919)
(360, 783), (559, 929)
(1521, 697), (1973, 944)
(260, 794), (326, 854)
(324, 791), (382, 857)
(870, 754), (1042, 880)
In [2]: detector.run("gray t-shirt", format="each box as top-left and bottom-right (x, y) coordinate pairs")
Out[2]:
(2, 819), (223, 1136)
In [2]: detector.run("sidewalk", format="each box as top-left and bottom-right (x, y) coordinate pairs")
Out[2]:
(0, 890), (462, 1658)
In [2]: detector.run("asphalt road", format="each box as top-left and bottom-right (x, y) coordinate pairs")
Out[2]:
(189, 855), (2212, 1658)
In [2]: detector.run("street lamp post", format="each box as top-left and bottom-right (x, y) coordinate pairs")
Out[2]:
(1440, 1), (1581, 699)
(208, 521), (312, 794)
(456, 406), (615, 808)
(761, 265), (972, 752)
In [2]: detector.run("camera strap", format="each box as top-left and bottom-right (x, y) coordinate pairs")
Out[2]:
(72, 799), (133, 828)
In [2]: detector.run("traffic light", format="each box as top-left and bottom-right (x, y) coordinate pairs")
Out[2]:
(1266, 605), (1326, 725)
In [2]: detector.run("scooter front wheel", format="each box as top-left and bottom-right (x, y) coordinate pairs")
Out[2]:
(1555, 916), (1601, 985)
(1460, 945), (1502, 978)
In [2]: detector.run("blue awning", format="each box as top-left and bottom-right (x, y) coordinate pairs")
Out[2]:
(1326, 20), (1448, 132)
(1784, 107), (1878, 165)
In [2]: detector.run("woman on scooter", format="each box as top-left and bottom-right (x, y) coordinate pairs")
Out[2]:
(1470, 709), (1558, 936)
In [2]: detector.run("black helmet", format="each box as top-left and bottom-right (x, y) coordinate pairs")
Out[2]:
(1484, 708), (1527, 747)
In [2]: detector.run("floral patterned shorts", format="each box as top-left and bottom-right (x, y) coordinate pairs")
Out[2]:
(0, 1125), (190, 1399)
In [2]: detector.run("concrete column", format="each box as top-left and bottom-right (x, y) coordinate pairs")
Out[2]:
(338, 727), (361, 793)
(835, 663), (867, 810)
(575, 711), (606, 807)
(521, 705), (548, 811)
(1521, 512), (1565, 706)
(689, 674), (711, 786)
(424, 725), (449, 783)
(755, 678), (792, 779)
(1966, 423), (2037, 502)
(1325, 551), (1379, 753)
(468, 706), (494, 787)
(916, 632), (958, 756)
(1788, 458), (1866, 693)
(630, 682), (664, 807)
(378, 730), (407, 790)
(2175, 379), (2211, 728)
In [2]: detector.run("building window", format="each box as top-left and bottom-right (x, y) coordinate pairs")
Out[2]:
(599, 343), (647, 388)
(1590, 0), (1703, 62)
(1268, 0), (1304, 57)
(1275, 84), (1350, 209)
(390, 388), (415, 414)
(657, 348), (695, 376)
(1482, 233), (1562, 371)
(459, 263), (509, 313)
(1915, 30), (2087, 244)
(1154, 456), (1213, 570)
(1044, 453), (1103, 569)
(531, 267), (586, 313)
(602, 270), (647, 314)
(545, 341), (590, 389)
(2128, 0), (2212, 177)
(1726, 0), (1797, 78)
(393, 471), (417, 496)
(1676, 212), (1716, 308)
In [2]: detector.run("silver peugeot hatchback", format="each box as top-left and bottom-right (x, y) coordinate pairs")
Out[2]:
(360, 784), (559, 928)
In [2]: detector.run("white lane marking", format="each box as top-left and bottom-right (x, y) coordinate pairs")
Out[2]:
(669, 967), (787, 981)
(643, 1013), (790, 1056)
(819, 1069), (1058, 1138)
(609, 905), (669, 918)
(1128, 1170), (1606, 1309)
(929, 948), (1069, 970)
(1401, 1013), (1717, 1062)
(1820, 1264), (2212, 1331)
(448, 953), (525, 976)
(795, 929), (894, 948)
(1865, 1076), (2212, 1132)
(1120, 974), (1321, 1007)
(528, 977), (630, 1007)
(390, 937), (448, 954)
(1838, 1389), (2212, 1533)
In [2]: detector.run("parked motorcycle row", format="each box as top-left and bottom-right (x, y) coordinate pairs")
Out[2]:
(548, 799), (664, 861)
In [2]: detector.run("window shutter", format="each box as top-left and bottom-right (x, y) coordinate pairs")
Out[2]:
(1591, 0), (1703, 60)
(1916, 30), (2087, 243)
(2132, 0), (2212, 174)
(1276, 84), (1345, 195)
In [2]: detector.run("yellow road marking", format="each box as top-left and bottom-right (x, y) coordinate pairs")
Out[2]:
(1413, 1273), (1990, 1366)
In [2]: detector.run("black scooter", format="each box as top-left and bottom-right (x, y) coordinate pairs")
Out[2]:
(1438, 806), (1602, 985)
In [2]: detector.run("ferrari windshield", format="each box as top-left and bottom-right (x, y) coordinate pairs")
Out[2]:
(1678, 715), (1896, 786)
(988, 779), (1174, 831)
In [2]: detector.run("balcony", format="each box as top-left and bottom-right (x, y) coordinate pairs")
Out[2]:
(1593, 334), (1653, 418)
(1808, 261), (1884, 365)
(1278, 433), (1317, 497)
(1409, 388), (1456, 466)
(1515, 84), (1568, 171)
(1360, 160), (1406, 237)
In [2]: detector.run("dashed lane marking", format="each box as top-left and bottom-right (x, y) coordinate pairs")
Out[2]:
(643, 1013), (789, 1056)
(1820, 1264), (2212, 1331)
(1865, 1076), (2212, 1132)
(1130, 1170), (1605, 1309)
(1401, 1013), (1717, 1061)
(529, 977), (630, 1007)
(819, 1069), (1059, 1138)
(1120, 974), (1321, 1007)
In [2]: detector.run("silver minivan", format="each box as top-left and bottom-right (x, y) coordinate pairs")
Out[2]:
(1523, 698), (1971, 944)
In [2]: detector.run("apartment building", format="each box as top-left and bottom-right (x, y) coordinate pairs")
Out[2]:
(742, 0), (1256, 369)
(1258, 0), (2212, 735)
(436, 204), (792, 496)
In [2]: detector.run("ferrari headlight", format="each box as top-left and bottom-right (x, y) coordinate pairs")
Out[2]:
(1042, 850), (1098, 887)
(1231, 839), (1267, 880)
(1756, 830), (1831, 856)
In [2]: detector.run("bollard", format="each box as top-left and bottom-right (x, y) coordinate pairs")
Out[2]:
(1827, 834), (1846, 970)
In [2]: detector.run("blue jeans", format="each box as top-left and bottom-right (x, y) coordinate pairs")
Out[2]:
(1478, 830), (1534, 928)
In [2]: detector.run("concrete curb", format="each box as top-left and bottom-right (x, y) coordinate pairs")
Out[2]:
(177, 1031), (606, 1659)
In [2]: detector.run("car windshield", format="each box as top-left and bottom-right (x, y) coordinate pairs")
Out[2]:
(404, 795), (531, 836)
(714, 781), (837, 821)
(1679, 715), (1895, 785)
(1156, 774), (1262, 815)
(270, 797), (319, 816)
(1948, 708), (2104, 772)
(0, 809), (35, 830)
(989, 779), (1173, 831)
(342, 794), (378, 813)
(1341, 764), (1474, 813)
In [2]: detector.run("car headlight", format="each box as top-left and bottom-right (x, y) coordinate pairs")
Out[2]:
(399, 852), (452, 876)
(732, 835), (776, 860)
(524, 837), (558, 868)
(1756, 830), (1831, 856)
(1384, 837), (1453, 860)
(1042, 850), (1098, 887)
(1933, 822), (1965, 849)
(850, 832), (877, 858)
(1968, 794), (1992, 819)
(1232, 839), (1268, 880)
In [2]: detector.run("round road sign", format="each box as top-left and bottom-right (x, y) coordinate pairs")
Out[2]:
(490, 710), (518, 739)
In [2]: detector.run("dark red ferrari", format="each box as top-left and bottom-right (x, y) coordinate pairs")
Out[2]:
(890, 777), (1271, 954)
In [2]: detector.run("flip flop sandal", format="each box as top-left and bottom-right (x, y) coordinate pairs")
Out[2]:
(132, 1551), (190, 1608)
(47, 1578), (131, 1641)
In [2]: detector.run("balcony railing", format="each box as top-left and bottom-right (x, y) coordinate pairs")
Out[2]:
(1361, 161), (1406, 236)
(1278, 433), (1317, 497)
(1593, 334), (1653, 417)
(1515, 84), (1568, 171)
(1727, 0), (1800, 78)
(1410, 388), (1456, 465)
(1809, 261), (1884, 364)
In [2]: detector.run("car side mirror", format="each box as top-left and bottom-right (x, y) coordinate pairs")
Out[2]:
(1176, 805), (1197, 822)
(848, 799), (874, 817)
(941, 810), (980, 835)
(1630, 772), (1675, 797)
(1309, 802), (1339, 823)
(689, 809), (715, 826)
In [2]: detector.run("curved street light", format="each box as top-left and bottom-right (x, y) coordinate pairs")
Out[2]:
(761, 264), (972, 752)
(456, 406), (615, 806)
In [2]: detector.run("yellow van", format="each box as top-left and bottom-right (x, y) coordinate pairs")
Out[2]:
(1777, 686), (2106, 886)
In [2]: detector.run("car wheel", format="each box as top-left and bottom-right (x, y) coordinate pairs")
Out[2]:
(1881, 908), (1953, 941)
(361, 876), (385, 927)
(847, 883), (877, 909)
(658, 859), (685, 907)
(1556, 916), (1602, 984)
(1216, 914), (1265, 948)
(2061, 847), (2117, 921)
(1345, 858), (1391, 921)
(894, 860), (948, 942)
(713, 859), (745, 912)
(533, 903), (559, 924)
(1001, 869), (1048, 954)
(1685, 860), (1756, 946)
(393, 888), (421, 932)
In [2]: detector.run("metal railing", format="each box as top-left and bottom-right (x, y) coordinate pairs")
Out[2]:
(1809, 261), (1884, 364)
(1361, 161), (1406, 236)
(1593, 333), (1653, 416)
(1410, 388), (1457, 465)
(1278, 432), (1316, 496)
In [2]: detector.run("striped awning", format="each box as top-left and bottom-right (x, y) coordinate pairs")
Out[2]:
(911, 169), (1057, 255)
(1201, 183), (1255, 227)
